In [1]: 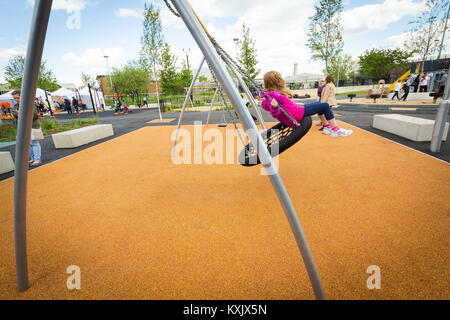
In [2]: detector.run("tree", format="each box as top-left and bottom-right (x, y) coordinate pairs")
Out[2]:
(159, 44), (178, 94)
(405, 0), (449, 72)
(328, 54), (358, 84)
(237, 23), (260, 83)
(198, 75), (208, 82)
(111, 60), (150, 97)
(358, 48), (413, 81)
(306, 0), (344, 75)
(4, 55), (59, 91)
(140, 2), (165, 80)
(176, 61), (193, 90)
(80, 72), (92, 89)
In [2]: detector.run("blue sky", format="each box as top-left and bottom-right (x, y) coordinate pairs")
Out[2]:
(0, 0), (447, 87)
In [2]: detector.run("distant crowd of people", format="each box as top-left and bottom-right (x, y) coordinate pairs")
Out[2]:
(50, 96), (105, 114)
(391, 71), (447, 101)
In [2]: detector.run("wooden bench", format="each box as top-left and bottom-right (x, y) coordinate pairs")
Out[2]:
(0, 151), (14, 174)
(373, 114), (449, 142)
(52, 124), (114, 149)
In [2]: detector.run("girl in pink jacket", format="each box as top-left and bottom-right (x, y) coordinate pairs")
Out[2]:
(260, 71), (352, 138)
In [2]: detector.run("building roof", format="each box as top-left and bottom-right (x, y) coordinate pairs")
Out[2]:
(284, 73), (324, 83)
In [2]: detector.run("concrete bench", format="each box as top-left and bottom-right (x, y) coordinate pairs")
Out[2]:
(0, 151), (14, 174)
(373, 114), (449, 142)
(52, 124), (114, 149)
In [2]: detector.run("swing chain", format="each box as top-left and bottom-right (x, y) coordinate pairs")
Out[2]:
(163, 0), (300, 127)
(163, 0), (180, 17)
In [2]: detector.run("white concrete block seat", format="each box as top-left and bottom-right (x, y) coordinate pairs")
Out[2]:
(372, 114), (449, 142)
(0, 151), (15, 174)
(388, 92), (433, 100)
(52, 124), (114, 149)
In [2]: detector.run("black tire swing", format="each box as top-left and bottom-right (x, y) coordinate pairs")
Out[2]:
(238, 115), (312, 166)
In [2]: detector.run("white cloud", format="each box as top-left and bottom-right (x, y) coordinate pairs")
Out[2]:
(62, 47), (128, 75)
(158, 0), (430, 76)
(341, 0), (426, 36)
(161, 0), (321, 76)
(114, 8), (143, 19)
(27, 0), (88, 13)
(0, 45), (26, 62)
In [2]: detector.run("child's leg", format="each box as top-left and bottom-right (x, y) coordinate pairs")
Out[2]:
(303, 102), (335, 122)
(318, 114), (328, 126)
(303, 102), (352, 137)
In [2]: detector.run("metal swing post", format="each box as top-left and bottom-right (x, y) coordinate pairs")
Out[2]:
(170, 0), (325, 300)
(14, 0), (53, 292)
(228, 63), (267, 131)
(171, 56), (206, 158)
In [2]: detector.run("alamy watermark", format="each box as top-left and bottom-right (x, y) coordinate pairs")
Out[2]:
(366, 265), (381, 290)
(171, 122), (279, 175)
(66, 265), (81, 290)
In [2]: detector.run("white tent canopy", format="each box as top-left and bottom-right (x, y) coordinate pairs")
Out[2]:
(51, 87), (76, 99)
(77, 87), (104, 109)
(0, 89), (54, 108)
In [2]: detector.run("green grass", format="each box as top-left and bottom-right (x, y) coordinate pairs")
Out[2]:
(0, 122), (17, 143)
(336, 90), (368, 96)
(0, 116), (99, 142)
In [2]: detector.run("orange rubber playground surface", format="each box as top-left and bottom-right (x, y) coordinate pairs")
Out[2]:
(0, 120), (449, 300)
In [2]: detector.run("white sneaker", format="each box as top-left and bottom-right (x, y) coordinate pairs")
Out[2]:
(322, 127), (332, 135)
(331, 128), (353, 138)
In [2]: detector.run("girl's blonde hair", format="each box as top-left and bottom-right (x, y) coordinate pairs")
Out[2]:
(263, 71), (293, 98)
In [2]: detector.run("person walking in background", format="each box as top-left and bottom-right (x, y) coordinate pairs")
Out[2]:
(72, 96), (79, 114)
(143, 96), (148, 108)
(392, 81), (401, 100)
(122, 99), (129, 114)
(318, 75), (338, 130)
(419, 72), (429, 92)
(401, 75), (411, 101)
(412, 74), (420, 92)
(11, 90), (44, 166)
(315, 79), (327, 127)
(321, 76), (338, 107)
(317, 79), (326, 102)
(64, 98), (72, 114)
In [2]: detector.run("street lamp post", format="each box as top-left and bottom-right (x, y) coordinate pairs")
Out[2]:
(183, 48), (191, 69)
(104, 55), (115, 105)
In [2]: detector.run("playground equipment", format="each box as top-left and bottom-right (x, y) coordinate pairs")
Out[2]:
(367, 79), (389, 99)
(167, 0), (325, 299)
(347, 94), (356, 102)
(388, 63), (422, 92)
(0, 102), (14, 119)
(13, 0), (325, 300)
(370, 94), (381, 103)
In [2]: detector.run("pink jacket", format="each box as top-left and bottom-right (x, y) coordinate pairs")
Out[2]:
(260, 91), (305, 129)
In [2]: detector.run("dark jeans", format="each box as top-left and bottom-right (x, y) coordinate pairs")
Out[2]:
(401, 88), (410, 101)
(419, 85), (427, 92)
(303, 102), (334, 120)
(392, 91), (400, 100)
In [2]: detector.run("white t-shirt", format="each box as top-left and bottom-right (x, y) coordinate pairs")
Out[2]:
(421, 76), (429, 86)
(394, 82), (401, 92)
